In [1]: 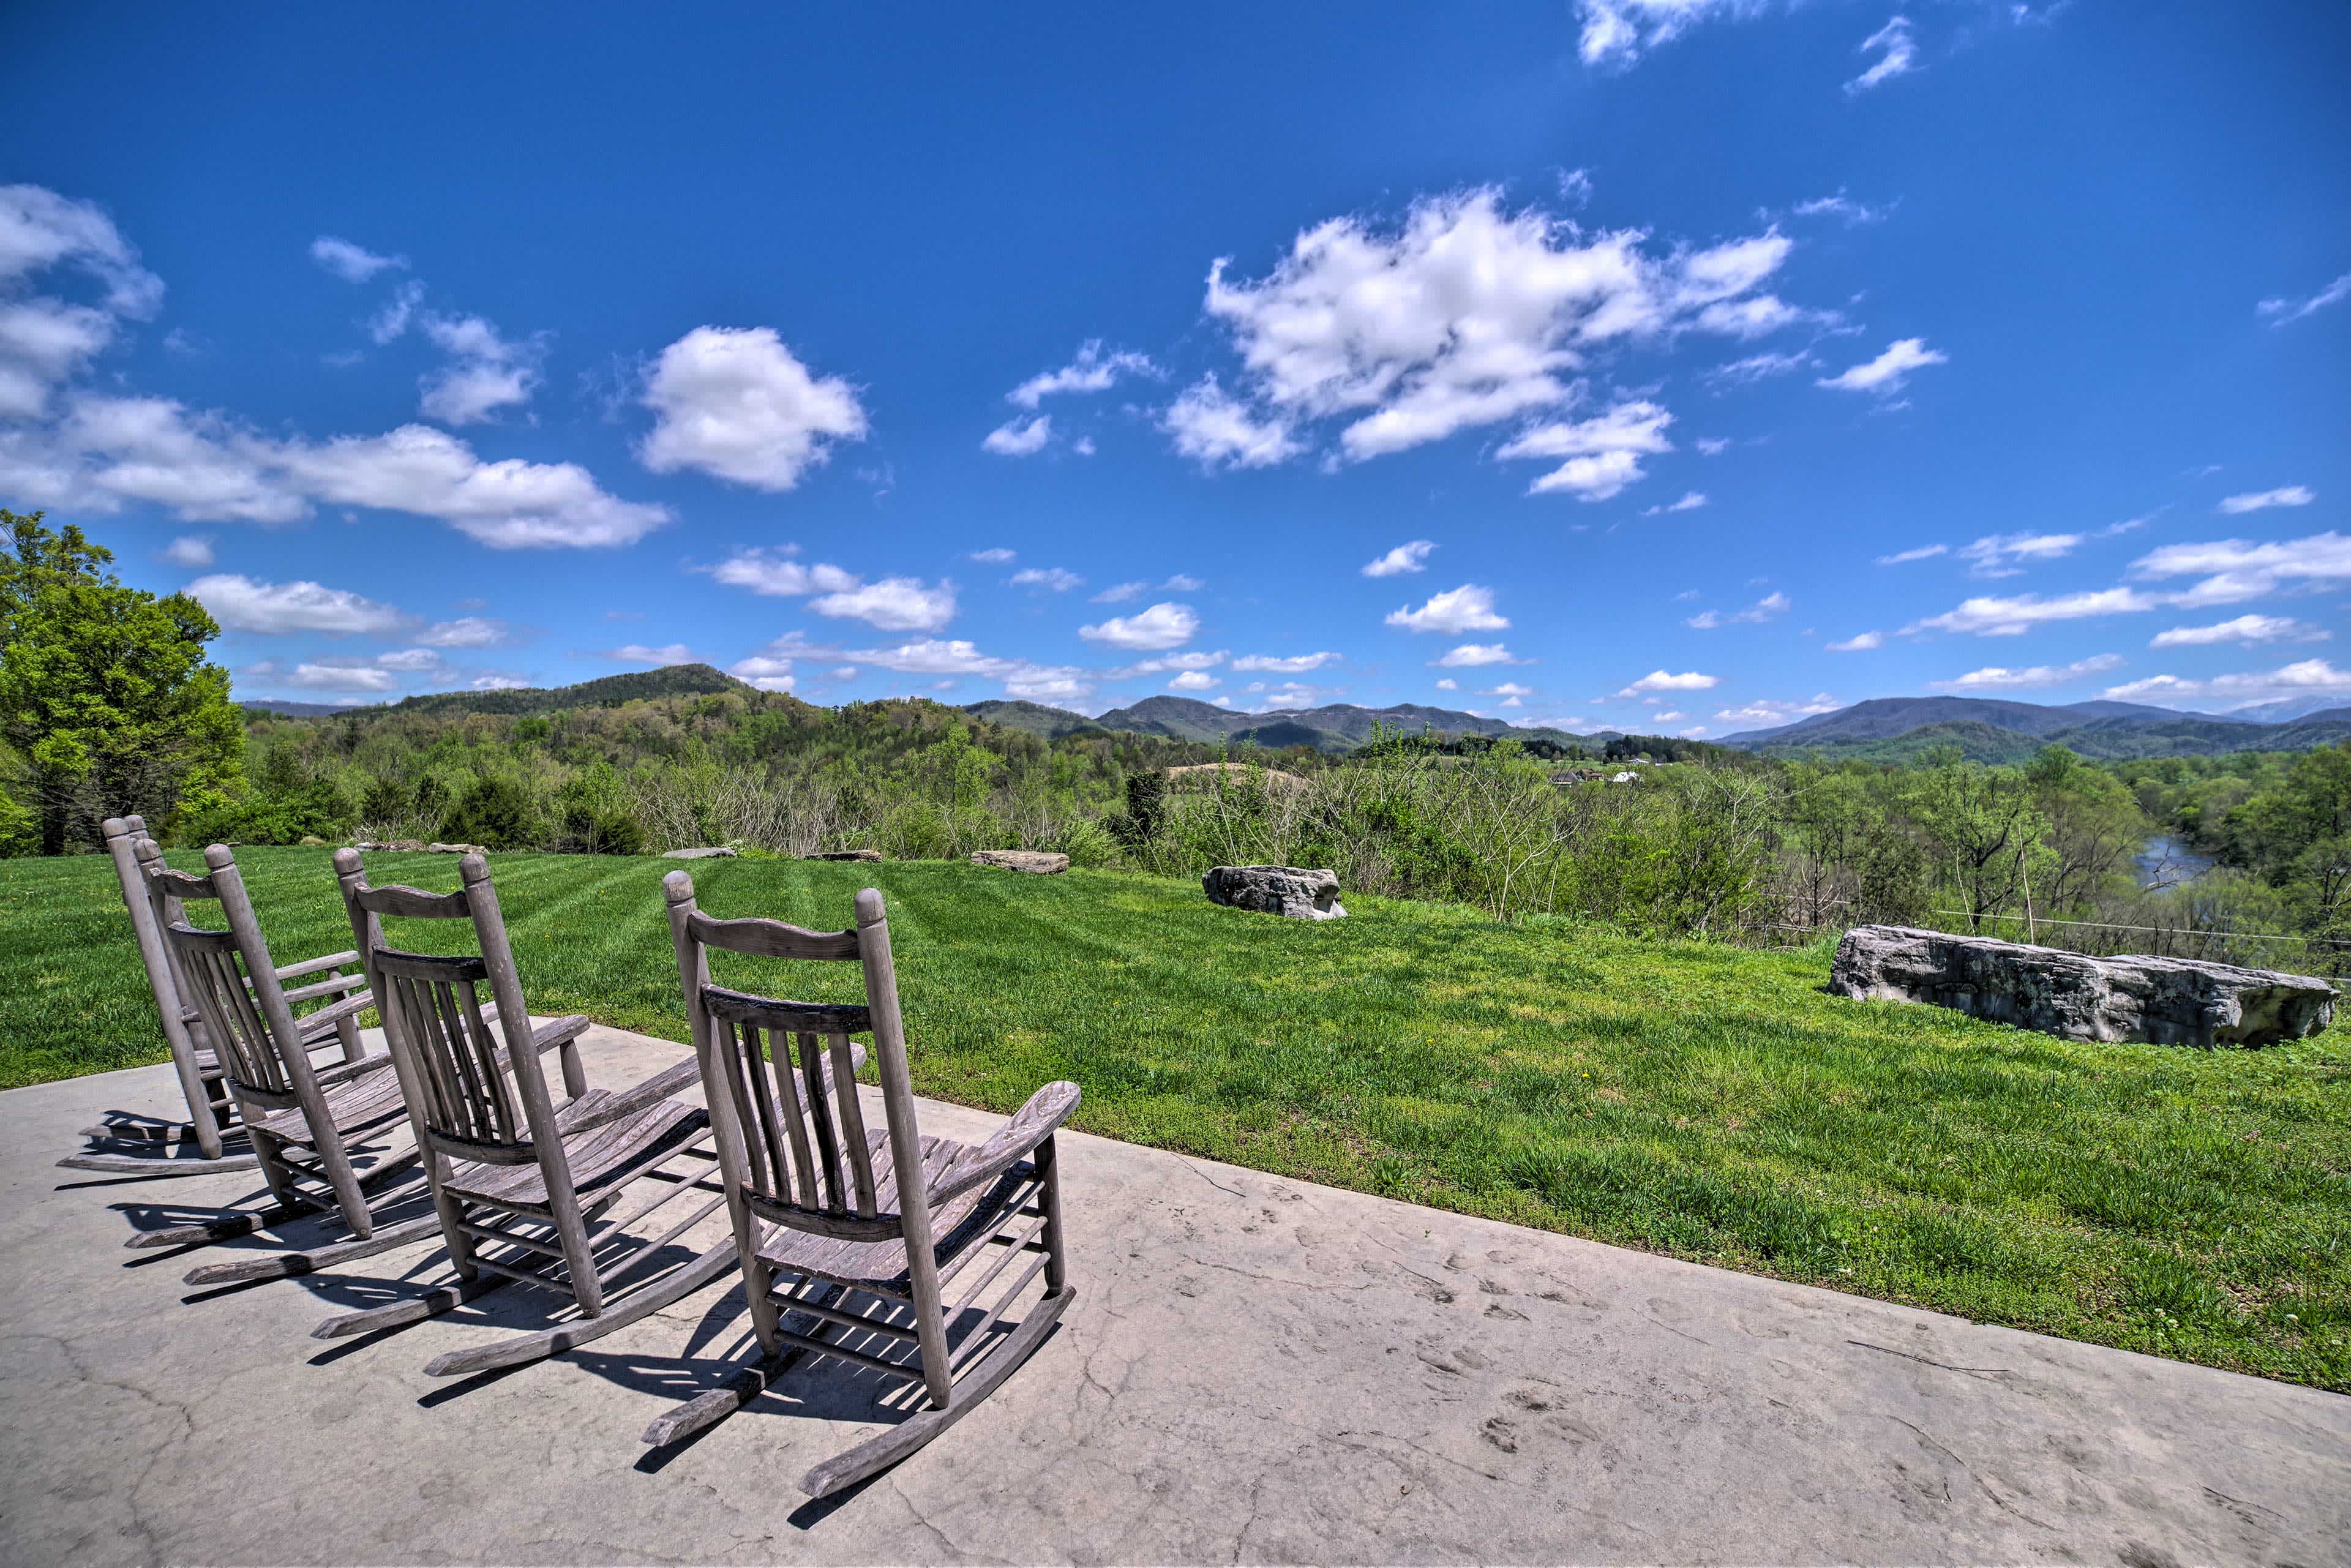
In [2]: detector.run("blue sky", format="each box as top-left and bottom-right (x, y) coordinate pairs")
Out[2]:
(3, 2), (2345, 733)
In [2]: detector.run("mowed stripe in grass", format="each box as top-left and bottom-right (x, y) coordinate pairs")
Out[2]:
(5, 847), (2347, 1389)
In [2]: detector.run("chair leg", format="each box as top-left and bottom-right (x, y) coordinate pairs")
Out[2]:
(315, 1133), (375, 1240)
(249, 1130), (308, 1212)
(1036, 1136), (1070, 1296)
(549, 1195), (606, 1316)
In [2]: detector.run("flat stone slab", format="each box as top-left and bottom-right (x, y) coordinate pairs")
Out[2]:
(1204, 863), (1346, 920)
(1832, 923), (2338, 1046)
(969, 849), (1067, 874)
(4, 1027), (2345, 1564)
(806, 849), (884, 862)
(661, 846), (739, 859)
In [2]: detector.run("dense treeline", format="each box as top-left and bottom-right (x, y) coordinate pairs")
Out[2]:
(7, 514), (2344, 969)
(42, 681), (2344, 974)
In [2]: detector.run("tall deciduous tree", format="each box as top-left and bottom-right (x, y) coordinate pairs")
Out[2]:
(0, 511), (245, 854)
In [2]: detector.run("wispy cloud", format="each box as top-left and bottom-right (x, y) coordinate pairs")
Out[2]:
(2257, 271), (2351, 326)
(2217, 486), (2315, 514)
(1933, 654), (2124, 691)
(1845, 15), (1918, 94)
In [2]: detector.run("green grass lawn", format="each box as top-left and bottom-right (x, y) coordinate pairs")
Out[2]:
(7, 847), (2347, 1390)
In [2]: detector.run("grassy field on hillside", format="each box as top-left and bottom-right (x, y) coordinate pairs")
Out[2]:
(5, 847), (2347, 1390)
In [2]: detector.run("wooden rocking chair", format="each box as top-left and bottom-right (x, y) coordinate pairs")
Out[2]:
(62, 816), (369, 1178)
(124, 843), (448, 1281)
(642, 872), (1079, 1499)
(309, 850), (746, 1379)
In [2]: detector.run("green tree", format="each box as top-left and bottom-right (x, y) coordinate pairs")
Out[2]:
(1905, 749), (2052, 932)
(0, 511), (244, 854)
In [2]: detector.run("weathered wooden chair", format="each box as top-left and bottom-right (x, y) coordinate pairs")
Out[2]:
(643, 871), (1079, 1499)
(62, 816), (368, 1178)
(309, 850), (743, 1378)
(125, 842), (451, 1280)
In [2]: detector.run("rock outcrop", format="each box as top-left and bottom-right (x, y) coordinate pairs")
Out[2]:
(806, 849), (884, 862)
(970, 850), (1069, 874)
(1830, 923), (2336, 1047)
(351, 840), (428, 852)
(1202, 865), (1346, 921)
(661, 846), (738, 860)
(427, 842), (489, 855)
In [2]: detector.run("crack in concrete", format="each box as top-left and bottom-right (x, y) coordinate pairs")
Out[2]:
(1883, 1414), (2057, 1533)
(1847, 1338), (2016, 1381)
(10, 1330), (195, 1568)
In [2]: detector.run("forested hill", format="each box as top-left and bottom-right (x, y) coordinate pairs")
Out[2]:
(1719, 695), (2351, 763)
(242, 664), (750, 720)
(963, 694), (1597, 752)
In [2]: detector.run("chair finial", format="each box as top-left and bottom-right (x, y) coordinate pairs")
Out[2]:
(662, 868), (696, 904)
(332, 846), (362, 876)
(460, 853), (490, 883)
(854, 887), (886, 926)
(203, 843), (235, 871)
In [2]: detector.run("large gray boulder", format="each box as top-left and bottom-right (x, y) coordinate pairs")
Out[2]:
(1202, 865), (1346, 921)
(1830, 924), (2335, 1047)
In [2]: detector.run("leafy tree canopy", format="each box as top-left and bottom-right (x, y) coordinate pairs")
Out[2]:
(0, 511), (245, 854)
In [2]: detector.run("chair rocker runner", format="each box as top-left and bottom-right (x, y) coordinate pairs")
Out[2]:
(107, 842), (441, 1278)
(309, 850), (743, 1379)
(640, 872), (1080, 1501)
(62, 816), (369, 1179)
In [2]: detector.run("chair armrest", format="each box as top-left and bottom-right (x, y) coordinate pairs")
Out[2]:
(274, 950), (362, 983)
(532, 1014), (592, 1054)
(280, 970), (366, 1005)
(291, 991), (374, 1041)
(311, 1051), (397, 1089)
(925, 1080), (1081, 1211)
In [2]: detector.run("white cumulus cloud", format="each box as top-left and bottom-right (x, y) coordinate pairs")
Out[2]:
(1499, 400), (1674, 501)
(1010, 566), (1083, 592)
(637, 326), (866, 491)
(1433, 643), (1519, 667)
(189, 574), (408, 636)
(1161, 376), (1299, 470)
(1828, 630), (1883, 651)
(1362, 539), (1436, 577)
(983, 415), (1052, 456)
(1385, 584), (1509, 634)
(1079, 601), (1199, 651)
(1617, 669), (1717, 696)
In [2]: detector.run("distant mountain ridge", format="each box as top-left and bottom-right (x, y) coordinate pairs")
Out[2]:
(1719, 695), (2351, 762)
(965, 694), (1595, 752)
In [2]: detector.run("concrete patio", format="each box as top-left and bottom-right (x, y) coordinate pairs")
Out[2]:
(3, 1024), (2345, 1566)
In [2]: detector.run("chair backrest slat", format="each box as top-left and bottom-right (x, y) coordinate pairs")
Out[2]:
(827, 1031), (878, 1218)
(666, 878), (904, 1231)
(151, 854), (302, 1101)
(334, 860), (552, 1165)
